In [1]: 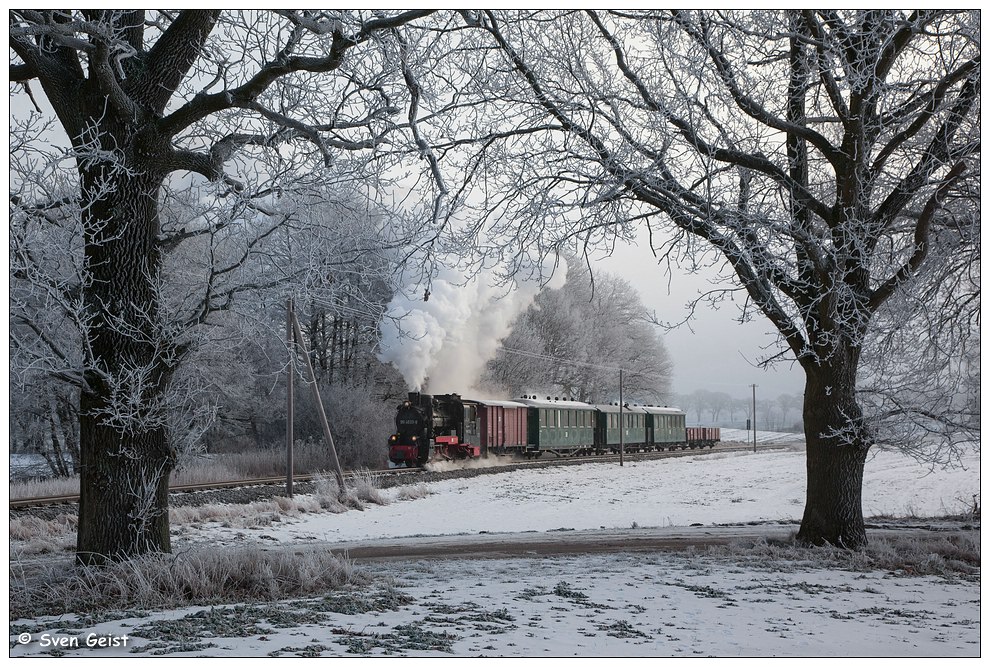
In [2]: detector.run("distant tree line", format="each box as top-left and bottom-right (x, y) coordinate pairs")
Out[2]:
(674, 390), (804, 431)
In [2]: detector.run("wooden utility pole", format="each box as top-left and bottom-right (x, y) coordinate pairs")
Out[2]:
(286, 299), (295, 497)
(290, 310), (347, 494)
(751, 383), (758, 453)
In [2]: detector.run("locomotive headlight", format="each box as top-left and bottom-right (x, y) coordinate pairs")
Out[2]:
(411, 436), (417, 441)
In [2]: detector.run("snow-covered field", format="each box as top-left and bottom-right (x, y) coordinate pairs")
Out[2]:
(9, 444), (981, 658)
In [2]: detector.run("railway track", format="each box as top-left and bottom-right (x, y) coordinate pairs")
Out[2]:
(9, 440), (796, 510)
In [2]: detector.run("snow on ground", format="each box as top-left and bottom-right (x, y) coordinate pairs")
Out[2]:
(183, 444), (980, 546)
(9, 444), (981, 658)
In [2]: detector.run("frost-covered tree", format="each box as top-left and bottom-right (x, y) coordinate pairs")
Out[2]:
(9, 9), (447, 563)
(484, 259), (673, 403)
(439, 10), (979, 547)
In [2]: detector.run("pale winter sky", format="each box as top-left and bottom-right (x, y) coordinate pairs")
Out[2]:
(592, 238), (805, 401)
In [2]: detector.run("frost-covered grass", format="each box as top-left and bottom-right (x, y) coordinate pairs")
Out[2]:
(8, 442), (362, 500)
(9, 546), (363, 620)
(8, 470), (406, 621)
(10, 469), (395, 559)
(9, 475), (81, 500)
(705, 532), (980, 576)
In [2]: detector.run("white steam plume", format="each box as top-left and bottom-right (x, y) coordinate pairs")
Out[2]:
(378, 262), (566, 394)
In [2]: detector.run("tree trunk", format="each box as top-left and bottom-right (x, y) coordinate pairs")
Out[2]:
(796, 355), (871, 548)
(76, 159), (177, 564)
(77, 398), (173, 564)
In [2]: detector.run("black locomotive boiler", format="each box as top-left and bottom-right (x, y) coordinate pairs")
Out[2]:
(388, 392), (481, 467)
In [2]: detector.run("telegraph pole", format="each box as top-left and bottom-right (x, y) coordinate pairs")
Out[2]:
(751, 383), (758, 453)
(291, 309), (347, 494)
(286, 298), (295, 497)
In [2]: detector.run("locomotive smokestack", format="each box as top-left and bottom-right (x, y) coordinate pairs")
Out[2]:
(408, 391), (432, 410)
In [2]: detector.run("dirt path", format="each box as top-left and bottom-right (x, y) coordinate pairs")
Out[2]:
(320, 522), (975, 562)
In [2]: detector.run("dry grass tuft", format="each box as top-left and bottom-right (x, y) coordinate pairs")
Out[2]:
(9, 514), (78, 558)
(10, 546), (364, 620)
(309, 469), (391, 512)
(710, 530), (980, 576)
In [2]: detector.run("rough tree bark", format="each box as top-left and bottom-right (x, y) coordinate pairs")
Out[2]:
(75, 165), (177, 561)
(798, 355), (870, 547)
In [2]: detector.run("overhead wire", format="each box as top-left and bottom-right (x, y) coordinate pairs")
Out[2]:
(499, 346), (653, 378)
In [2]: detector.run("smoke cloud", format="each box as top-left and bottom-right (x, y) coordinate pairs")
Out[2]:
(378, 262), (566, 394)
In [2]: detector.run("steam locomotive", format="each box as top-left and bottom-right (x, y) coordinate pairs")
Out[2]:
(388, 391), (719, 467)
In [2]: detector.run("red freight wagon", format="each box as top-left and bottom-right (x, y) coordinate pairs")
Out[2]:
(685, 426), (720, 449)
(478, 400), (529, 457)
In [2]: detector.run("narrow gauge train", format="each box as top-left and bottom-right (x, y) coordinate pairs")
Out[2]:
(388, 392), (720, 467)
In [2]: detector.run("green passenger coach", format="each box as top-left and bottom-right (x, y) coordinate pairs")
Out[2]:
(641, 405), (688, 450)
(592, 404), (649, 452)
(515, 397), (597, 455)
